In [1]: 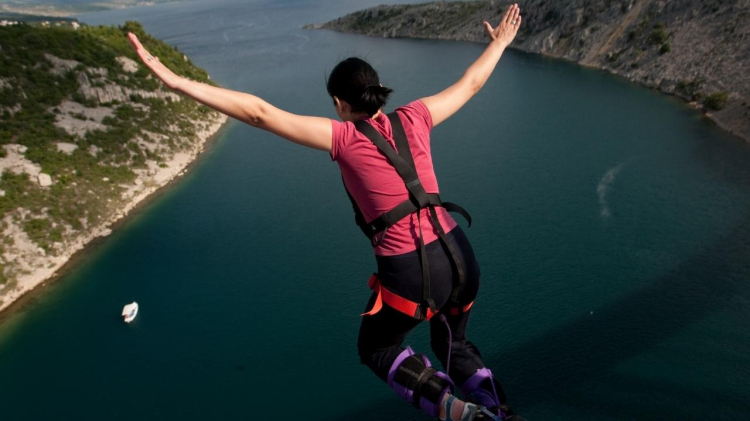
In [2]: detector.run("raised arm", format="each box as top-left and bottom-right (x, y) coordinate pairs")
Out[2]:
(420, 4), (522, 127)
(127, 33), (332, 152)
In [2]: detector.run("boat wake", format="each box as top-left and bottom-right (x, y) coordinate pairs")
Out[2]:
(295, 34), (310, 51)
(222, 22), (256, 44)
(597, 163), (625, 218)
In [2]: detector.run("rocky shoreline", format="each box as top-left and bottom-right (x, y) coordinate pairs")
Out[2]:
(0, 22), (230, 315)
(309, 0), (750, 143)
(0, 112), (228, 315)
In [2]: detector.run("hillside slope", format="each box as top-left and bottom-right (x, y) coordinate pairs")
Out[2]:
(311, 0), (750, 142)
(1, 0), (181, 17)
(0, 21), (226, 311)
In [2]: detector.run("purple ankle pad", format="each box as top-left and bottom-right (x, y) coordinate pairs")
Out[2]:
(421, 354), (432, 368)
(462, 368), (493, 394)
(419, 370), (454, 417)
(462, 368), (502, 410)
(435, 370), (456, 389)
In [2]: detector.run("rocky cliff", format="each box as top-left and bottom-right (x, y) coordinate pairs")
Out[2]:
(311, 0), (750, 142)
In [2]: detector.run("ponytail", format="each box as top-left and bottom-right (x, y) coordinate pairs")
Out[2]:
(360, 84), (394, 116)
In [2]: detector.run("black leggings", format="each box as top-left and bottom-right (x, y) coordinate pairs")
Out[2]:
(357, 226), (487, 388)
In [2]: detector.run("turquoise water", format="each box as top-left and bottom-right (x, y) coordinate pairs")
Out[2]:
(2, 0), (750, 419)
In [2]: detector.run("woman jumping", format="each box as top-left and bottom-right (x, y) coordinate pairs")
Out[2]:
(129, 4), (524, 420)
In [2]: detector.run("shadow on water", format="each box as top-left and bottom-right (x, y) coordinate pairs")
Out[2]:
(331, 213), (750, 420)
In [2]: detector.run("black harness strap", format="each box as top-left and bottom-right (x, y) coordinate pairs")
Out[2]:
(346, 112), (472, 318)
(390, 113), (467, 304)
(427, 205), (465, 302)
(354, 117), (435, 313)
(342, 176), (372, 239)
(388, 113), (435, 310)
(388, 110), (416, 174)
(357, 193), (471, 239)
(353, 120), (431, 209)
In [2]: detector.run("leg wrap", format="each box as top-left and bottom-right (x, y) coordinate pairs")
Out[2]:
(461, 368), (508, 416)
(387, 347), (455, 417)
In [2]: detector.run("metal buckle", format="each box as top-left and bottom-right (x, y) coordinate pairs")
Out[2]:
(371, 226), (388, 247)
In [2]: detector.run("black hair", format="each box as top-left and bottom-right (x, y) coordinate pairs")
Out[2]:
(326, 57), (393, 117)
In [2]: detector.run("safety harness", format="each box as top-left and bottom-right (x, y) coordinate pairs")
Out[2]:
(343, 112), (473, 320)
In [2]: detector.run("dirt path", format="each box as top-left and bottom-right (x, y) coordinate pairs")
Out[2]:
(582, 0), (653, 65)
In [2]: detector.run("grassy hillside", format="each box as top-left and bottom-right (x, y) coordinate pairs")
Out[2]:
(0, 21), (222, 295)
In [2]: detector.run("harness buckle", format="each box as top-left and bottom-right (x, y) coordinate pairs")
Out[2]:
(418, 298), (438, 320)
(371, 226), (388, 247)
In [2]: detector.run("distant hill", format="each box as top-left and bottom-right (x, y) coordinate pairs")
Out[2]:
(311, 0), (750, 143)
(1, 0), (181, 17)
(0, 21), (225, 310)
(0, 11), (77, 23)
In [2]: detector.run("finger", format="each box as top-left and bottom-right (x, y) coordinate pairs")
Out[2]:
(128, 33), (147, 59)
(128, 33), (156, 62)
(483, 21), (494, 37)
(500, 3), (513, 26)
(504, 4), (517, 25)
(514, 15), (522, 31)
(512, 5), (521, 24)
(508, 8), (519, 29)
(128, 32), (144, 52)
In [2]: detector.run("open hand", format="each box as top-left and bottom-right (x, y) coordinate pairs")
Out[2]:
(483, 3), (522, 47)
(127, 32), (183, 90)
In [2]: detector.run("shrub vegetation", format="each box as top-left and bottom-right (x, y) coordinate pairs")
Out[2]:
(0, 21), (218, 278)
(704, 92), (729, 111)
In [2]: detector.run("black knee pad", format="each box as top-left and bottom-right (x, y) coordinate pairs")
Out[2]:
(387, 347), (455, 417)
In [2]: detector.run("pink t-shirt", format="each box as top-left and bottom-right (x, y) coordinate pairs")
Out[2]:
(330, 100), (457, 256)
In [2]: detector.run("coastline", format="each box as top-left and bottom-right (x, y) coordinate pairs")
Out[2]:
(0, 1), (184, 18)
(321, 27), (750, 145)
(522, 46), (750, 144)
(0, 112), (231, 320)
(563, 53), (750, 144)
(311, 0), (750, 144)
(324, 25), (750, 144)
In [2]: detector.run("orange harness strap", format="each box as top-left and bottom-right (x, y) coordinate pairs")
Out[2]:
(450, 301), (474, 315)
(361, 274), (473, 321)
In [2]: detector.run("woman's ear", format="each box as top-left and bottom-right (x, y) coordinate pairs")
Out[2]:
(334, 96), (350, 113)
(334, 96), (353, 119)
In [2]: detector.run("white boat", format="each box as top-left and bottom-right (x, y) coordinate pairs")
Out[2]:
(122, 302), (138, 323)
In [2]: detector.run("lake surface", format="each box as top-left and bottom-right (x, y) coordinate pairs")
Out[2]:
(2, 0), (750, 419)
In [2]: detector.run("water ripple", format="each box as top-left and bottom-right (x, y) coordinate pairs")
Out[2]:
(597, 162), (625, 218)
